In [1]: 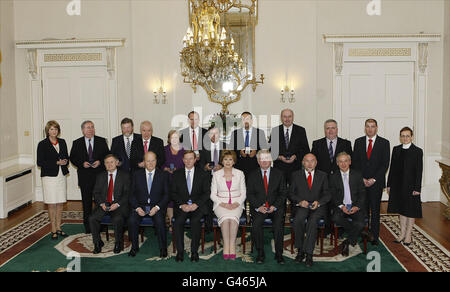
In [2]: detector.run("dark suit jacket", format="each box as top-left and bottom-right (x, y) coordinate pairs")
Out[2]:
(179, 127), (208, 151)
(312, 137), (352, 175)
(329, 169), (366, 213)
(129, 168), (169, 211)
(270, 124), (310, 173)
(387, 144), (423, 194)
(37, 138), (70, 177)
(288, 169), (331, 212)
(110, 133), (141, 173)
(199, 141), (227, 171)
(352, 136), (390, 189)
(229, 127), (269, 175)
(129, 135), (165, 171)
(247, 167), (287, 211)
(69, 136), (110, 187)
(170, 167), (211, 215)
(93, 170), (130, 208)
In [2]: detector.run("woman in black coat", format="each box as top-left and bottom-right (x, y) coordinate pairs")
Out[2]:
(37, 121), (70, 240)
(387, 127), (423, 246)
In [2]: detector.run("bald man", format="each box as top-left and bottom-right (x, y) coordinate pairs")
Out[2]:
(130, 121), (165, 171)
(288, 153), (330, 267)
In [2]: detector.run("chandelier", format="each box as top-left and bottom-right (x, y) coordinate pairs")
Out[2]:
(180, 0), (264, 114)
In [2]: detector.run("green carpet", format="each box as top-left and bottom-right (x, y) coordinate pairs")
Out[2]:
(0, 223), (404, 272)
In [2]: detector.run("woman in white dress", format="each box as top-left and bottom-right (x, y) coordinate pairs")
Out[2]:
(37, 121), (70, 240)
(210, 150), (246, 260)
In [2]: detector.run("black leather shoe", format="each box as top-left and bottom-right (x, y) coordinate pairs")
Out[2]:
(341, 240), (350, 257)
(305, 254), (313, 267)
(128, 248), (137, 257)
(175, 253), (184, 262)
(114, 242), (123, 254)
(191, 252), (199, 262)
(256, 253), (264, 264)
(160, 248), (168, 258)
(295, 252), (305, 263)
(93, 244), (102, 254)
(275, 255), (285, 265)
(99, 240), (105, 248)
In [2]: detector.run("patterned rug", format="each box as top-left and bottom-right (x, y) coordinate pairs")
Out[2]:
(0, 211), (448, 271)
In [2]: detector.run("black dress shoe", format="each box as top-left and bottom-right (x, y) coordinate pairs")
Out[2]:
(114, 242), (123, 254)
(393, 239), (403, 244)
(93, 244), (102, 254)
(99, 240), (105, 248)
(191, 252), (199, 262)
(403, 240), (412, 246)
(295, 252), (305, 263)
(341, 240), (350, 257)
(128, 248), (137, 257)
(160, 248), (168, 258)
(256, 254), (264, 264)
(175, 253), (184, 262)
(276, 255), (285, 265)
(305, 254), (313, 267)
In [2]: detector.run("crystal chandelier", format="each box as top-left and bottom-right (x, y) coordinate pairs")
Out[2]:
(180, 0), (263, 114)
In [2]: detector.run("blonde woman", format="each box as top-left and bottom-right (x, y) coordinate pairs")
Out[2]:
(37, 121), (69, 240)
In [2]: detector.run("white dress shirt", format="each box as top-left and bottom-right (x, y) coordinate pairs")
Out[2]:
(123, 134), (134, 147)
(326, 137), (338, 156)
(107, 169), (117, 202)
(142, 138), (150, 152)
(304, 169), (315, 185)
(402, 143), (412, 149)
(185, 167), (195, 188)
(144, 168), (159, 210)
(190, 127), (200, 148)
(210, 141), (221, 162)
(338, 169), (351, 209)
(283, 125), (293, 141)
(366, 135), (377, 151)
(242, 127), (253, 147)
(85, 136), (94, 152)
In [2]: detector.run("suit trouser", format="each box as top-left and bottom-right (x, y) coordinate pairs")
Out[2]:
(293, 206), (326, 255)
(89, 206), (128, 245)
(251, 209), (285, 256)
(128, 209), (167, 250)
(80, 183), (95, 232)
(331, 209), (366, 245)
(365, 186), (383, 240)
(173, 208), (204, 254)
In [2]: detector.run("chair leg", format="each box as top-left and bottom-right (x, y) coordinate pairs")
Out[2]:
(172, 227), (176, 254)
(140, 227), (144, 243)
(363, 226), (368, 254)
(242, 226), (246, 254)
(330, 223), (334, 245)
(201, 226), (205, 254)
(320, 227), (324, 255)
(334, 227), (339, 255)
(290, 226), (295, 254)
(213, 227), (217, 254)
(105, 225), (110, 242)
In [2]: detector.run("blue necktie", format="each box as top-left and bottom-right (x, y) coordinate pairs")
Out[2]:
(245, 130), (250, 147)
(187, 170), (192, 194)
(329, 140), (334, 162)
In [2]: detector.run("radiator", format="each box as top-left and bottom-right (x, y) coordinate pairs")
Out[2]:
(0, 167), (34, 219)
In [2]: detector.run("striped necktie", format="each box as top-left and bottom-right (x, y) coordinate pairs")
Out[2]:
(126, 137), (131, 159)
(329, 140), (334, 162)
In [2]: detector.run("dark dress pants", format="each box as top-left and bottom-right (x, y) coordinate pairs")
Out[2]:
(173, 207), (204, 254)
(331, 209), (366, 245)
(365, 186), (383, 241)
(292, 206), (326, 255)
(80, 183), (95, 233)
(128, 208), (167, 250)
(89, 206), (128, 245)
(251, 208), (285, 256)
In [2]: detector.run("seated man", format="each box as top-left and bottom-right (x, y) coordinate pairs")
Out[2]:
(89, 154), (130, 254)
(247, 150), (287, 264)
(128, 151), (169, 258)
(288, 153), (331, 267)
(329, 152), (367, 256)
(171, 151), (211, 262)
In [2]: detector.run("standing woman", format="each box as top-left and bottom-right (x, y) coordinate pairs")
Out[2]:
(162, 130), (185, 231)
(387, 127), (423, 246)
(210, 150), (246, 260)
(37, 121), (70, 240)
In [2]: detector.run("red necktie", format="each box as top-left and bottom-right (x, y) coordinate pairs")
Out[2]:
(192, 129), (197, 150)
(107, 174), (113, 203)
(307, 172), (312, 190)
(144, 140), (148, 153)
(264, 171), (269, 208)
(367, 139), (373, 160)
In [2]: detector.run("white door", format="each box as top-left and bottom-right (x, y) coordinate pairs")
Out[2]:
(42, 66), (110, 200)
(340, 62), (415, 200)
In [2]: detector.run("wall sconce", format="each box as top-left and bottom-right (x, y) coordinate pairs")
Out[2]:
(280, 86), (295, 103)
(153, 86), (167, 104)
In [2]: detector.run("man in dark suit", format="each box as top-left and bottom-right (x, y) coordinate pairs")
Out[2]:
(111, 118), (141, 173)
(179, 111), (208, 160)
(89, 154), (130, 254)
(130, 120), (165, 171)
(230, 112), (269, 180)
(288, 153), (331, 267)
(171, 151), (211, 262)
(128, 151), (169, 257)
(247, 150), (287, 264)
(70, 120), (110, 233)
(329, 152), (367, 256)
(312, 119), (352, 176)
(270, 109), (310, 185)
(352, 118), (390, 245)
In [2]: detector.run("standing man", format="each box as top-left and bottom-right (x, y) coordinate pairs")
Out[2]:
(179, 111), (208, 159)
(128, 151), (169, 258)
(171, 151), (211, 262)
(352, 119), (390, 246)
(199, 126), (225, 174)
(70, 120), (109, 234)
(247, 150), (287, 264)
(270, 109), (310, 185)
(329, 152), (367, 256)
(288, 154), (330, 267)
(111, 118), (141, 173)
(230, 112), (268, 180)
(311, 119), (352, 176)
(89, 154), (130, 254)
(130, 121), (165, 171)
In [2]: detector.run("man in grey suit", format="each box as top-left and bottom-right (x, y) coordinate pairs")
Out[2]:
(288, 153), (331, 267)
(89, 154), (130, 254)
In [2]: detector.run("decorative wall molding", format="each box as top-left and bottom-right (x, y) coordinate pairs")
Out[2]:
(348, 48), (411, 57)
(43, 53), (102, 62)
(323, 33), (441, 43)
(15, 38), (125, 49)
(334, 43), (344, 74)
(418, 42), (429, 74)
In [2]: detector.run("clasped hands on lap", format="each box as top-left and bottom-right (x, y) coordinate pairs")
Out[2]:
(83, 160), (101, 168)
(257, 206), (276, 214)
(341, 205), (360, 215)
(101, 203), (120, 212)
(136, 207), (159, 217)
(278, 155), (296, 164)
(219, 202), (240, 210)
(180, 204), (199, 213)
(298, 200), (319, 210)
